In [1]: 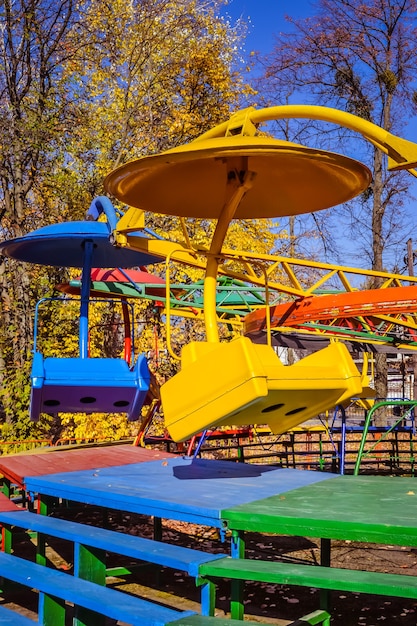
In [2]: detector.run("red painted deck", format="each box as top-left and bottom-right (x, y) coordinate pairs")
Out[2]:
(0, 444), (175, 487)
(0, 491), (24, 511)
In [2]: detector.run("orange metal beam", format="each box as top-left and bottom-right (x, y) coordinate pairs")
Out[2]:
(244, 285), (417, 335)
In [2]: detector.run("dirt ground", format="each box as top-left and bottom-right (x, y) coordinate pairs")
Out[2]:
(4, 505), (417, 626)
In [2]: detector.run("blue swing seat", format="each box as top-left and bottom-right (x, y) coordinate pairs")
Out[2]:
(30, 352), (151, 421)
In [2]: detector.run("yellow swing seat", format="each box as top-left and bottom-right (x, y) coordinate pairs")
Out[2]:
(161, 337), (363, 442)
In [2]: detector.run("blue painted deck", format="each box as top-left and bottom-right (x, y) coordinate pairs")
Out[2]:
(23, 455), (334, 527)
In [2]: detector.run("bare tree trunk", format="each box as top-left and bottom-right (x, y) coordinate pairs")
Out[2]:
(406, 238), (417, 403)
(370, 144), (387, 426)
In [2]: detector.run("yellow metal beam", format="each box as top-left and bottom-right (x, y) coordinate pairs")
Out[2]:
(195, 105), (417, 175)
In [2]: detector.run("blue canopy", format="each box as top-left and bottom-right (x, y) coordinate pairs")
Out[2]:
(0, 221), (160, 268)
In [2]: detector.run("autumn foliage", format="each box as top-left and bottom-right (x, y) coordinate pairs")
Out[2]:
(0, 0), (276, 444)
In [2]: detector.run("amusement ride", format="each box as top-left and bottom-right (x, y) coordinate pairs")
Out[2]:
(2, 105), (417, 446)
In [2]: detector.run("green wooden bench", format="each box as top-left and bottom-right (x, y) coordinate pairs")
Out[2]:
(169, 613), (330, 626)
(199, 556), (417, 619)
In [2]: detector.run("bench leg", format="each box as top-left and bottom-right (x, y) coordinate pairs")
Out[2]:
(1, 479), (11, 499)
(319, 538), (331, 611)
(36, 531), (47, 566)
(154, 516), (162, 540)
(1, 525), (12, 555)
(0, 526), (12, 594)
(74, 543), (106, 626)
(39, 592), (66, 626)
(199, 578), (217, 616)
(74, 543), (106, 584)
(37, 494), (56, 516)
(230, 530), (245, 620)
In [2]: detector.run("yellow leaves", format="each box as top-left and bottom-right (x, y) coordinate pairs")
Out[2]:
(59, 411), (131, 443)
(225, 218), (276, 255)
(60, 0), (250, 185)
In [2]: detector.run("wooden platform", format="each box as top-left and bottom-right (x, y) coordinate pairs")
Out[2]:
(1, 443), (417, 623)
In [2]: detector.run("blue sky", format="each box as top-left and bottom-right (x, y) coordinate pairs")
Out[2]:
(221, 0), (417, 271)
(223, 0), (314, 55)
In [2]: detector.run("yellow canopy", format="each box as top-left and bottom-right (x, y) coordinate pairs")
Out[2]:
(104, 135), (372, 219)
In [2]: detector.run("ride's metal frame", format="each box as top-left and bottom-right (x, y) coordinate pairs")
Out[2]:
(107, 104), (417, 351)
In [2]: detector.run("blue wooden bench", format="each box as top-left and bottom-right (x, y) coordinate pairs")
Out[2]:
(0, 508), (225, 615)
(0, 605), (38, 625)
(0, 550), (197, 625)
(0, 552), (330, 626)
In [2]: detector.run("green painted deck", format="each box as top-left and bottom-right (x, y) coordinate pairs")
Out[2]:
(222, 474), (417, 546)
